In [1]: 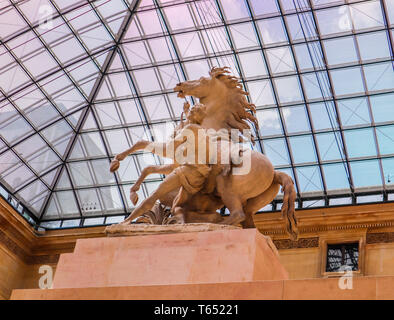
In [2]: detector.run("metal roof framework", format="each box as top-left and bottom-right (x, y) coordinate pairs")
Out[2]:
(0, 0), (393, 229)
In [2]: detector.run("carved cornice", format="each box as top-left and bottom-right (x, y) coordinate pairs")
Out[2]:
(0, 228), (29, 263)
(271, 232), (394, 249)
(273, 237), (319, 249)
(366, 232), (394, 244)
(255, 202), (394, 238)
(24, 254), (60, 265)
(259, 220), (394, 237)
(3, 199), (394, 261)
(0, 228), (59, 265)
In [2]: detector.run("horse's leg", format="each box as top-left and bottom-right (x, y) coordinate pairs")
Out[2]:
(129, 163), (178, 205)
(170, 186), (192, 224)
(243, 171), (298, 240)
(242, 182), (280, 228)
(117, 140), (151, 160)
(122, 171), (182, 224)
(216, 176), (246, 226)
(110, 140), (151, 172)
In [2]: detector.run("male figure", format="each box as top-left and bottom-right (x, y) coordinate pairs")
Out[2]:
(115, 102), (231, 224)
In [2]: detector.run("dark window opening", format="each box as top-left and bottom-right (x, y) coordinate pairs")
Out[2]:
(326, 242), (359, 272)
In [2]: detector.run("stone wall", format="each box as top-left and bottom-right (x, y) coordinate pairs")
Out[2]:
(2, 198), (394, 298)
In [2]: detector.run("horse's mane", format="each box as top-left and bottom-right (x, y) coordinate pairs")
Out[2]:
(209, 67), (259, 135)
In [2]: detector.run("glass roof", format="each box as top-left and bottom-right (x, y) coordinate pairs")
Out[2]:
(0, 0), (393, 229)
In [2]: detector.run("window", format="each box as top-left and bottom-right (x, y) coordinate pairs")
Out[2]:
(326, 242), (359, 272)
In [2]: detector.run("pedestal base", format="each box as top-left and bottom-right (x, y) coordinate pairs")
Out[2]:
(11, 276), (394, 300)
(52, 228), (287, 288)
(12, 227), (291, 299)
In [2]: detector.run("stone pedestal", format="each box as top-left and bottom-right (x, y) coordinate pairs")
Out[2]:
(52, 228), (287, 289)
(11, 226), (394, 299)
(11, 227), (291, 299)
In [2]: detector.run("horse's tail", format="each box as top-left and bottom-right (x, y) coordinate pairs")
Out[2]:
(273, 171), (298, 241)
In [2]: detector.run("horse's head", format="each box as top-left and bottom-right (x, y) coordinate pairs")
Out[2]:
(174, 67), (258, 141)
(174, 67), (232, 100)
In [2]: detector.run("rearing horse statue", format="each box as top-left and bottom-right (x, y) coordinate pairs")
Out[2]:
(110, 67), (298, 240)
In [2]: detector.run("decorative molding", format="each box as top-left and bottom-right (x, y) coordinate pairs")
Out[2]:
(270, 232), (394, 250)
(255, 202), (394, 237)
(273, 237), (319, 249)
(366, 232), (394, 244)
(0, 229), (29, 264)
(0, 229), (60, 265)
(24, 254), (60, 265)
(260, 221), (394, 236)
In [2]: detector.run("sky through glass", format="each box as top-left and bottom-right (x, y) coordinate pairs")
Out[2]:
(0, 0), (393, 229)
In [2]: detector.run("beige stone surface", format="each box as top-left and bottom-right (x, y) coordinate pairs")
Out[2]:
(12, 276), (394, 300)
(279, 248), (320, 279)
(282, 277), (377, 300)
(12, 281), (284, 300)
(365, 243), (394, 276)
(105, 222), (240, 237)
(52, 228), (288, 289)
(0, 246), (26, 299)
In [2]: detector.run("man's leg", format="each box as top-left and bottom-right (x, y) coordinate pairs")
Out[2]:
(122, 172), (182, 224)
(130, 163), (178, 205)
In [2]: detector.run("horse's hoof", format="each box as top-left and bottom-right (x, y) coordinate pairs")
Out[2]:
(120, 218), (132, 225)
(130, 191), (139, 205)
(167, 215), (185, 224)
(220, 213), (245, 226)
(110, 159), (120, 172)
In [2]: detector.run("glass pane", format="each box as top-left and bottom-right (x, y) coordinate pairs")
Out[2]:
(344, 128), (377, 158)
(316, 132), (342, 161)
(289, 135), (317, 164)
(376, 125), (394, 155)
(350, 1), (384, 30)
(247, 80), (276, 106)
(239, 51), (268, 78)
(175, 32), (204, 59)
(250, 0), (279, 16)
(100, 186), (123, 212)
(357, 31), (391, 61)
(338, 97), (370, 127)
(256, 109), (283, 136)
(309, 102), (337, 131)
(231, 23), (258, 49)
(274, 76), (303, 104)
(323, 163), (350, 190)
(316, 6), (352, 36)
(267, 47), (296, 74)
(258, 18), (287, 45)
(370, 93), (394, 123)
(220, 0), (249, 20)
(78, 189), (102, 216)
(324, 36), (357, 66)
(164, 4), (194, 30)
(262, 138), (290, 166)
(331, 67), (364, 96)
(296, 165), (323, 192)
(350, 160), (382, 188)
(133, 69), (161, 94)
(282, 106), (310, 133)
(69, 162), (94, 187)
(364, 62), (394, 92)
